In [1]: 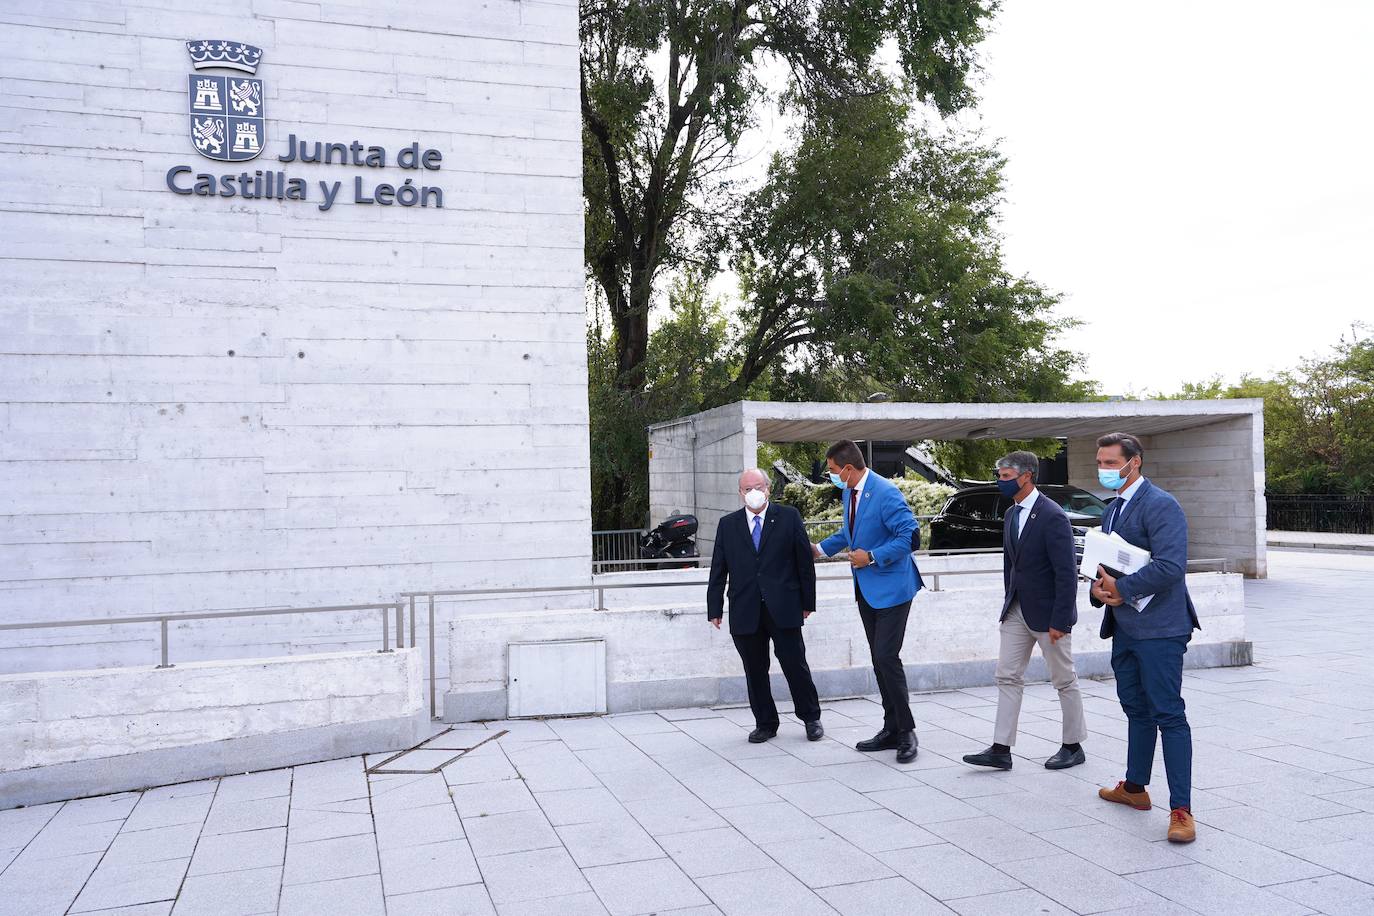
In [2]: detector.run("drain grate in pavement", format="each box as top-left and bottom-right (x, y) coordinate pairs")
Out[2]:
(365, 728), (508, 775)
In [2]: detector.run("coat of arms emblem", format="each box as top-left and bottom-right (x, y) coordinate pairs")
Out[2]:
(186, 40), (265, 162)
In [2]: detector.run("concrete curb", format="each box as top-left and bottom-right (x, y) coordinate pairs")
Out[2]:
(0, 709), (430, 810)
(1268, 539), (1374, 553)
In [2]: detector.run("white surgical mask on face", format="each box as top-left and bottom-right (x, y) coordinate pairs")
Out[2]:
(743, 489), (767, 511)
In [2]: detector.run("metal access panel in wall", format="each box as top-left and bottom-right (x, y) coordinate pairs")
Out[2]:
(507, 638), (607, 718)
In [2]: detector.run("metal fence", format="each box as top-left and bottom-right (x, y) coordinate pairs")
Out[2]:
(593, 518), (942, 573)
(1266, 494), (1374, 534)
(592, 528), (648, 574)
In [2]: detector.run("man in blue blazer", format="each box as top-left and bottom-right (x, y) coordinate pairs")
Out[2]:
(707, 468), (823, 743)
(963, 451), (1087, 772)
(815, 440), (923, 763)
(1090, 432), (1201, 844)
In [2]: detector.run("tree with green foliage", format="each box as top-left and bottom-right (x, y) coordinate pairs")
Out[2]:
(1162, 328), (1373, 495)
(583, 1), (1091, 527)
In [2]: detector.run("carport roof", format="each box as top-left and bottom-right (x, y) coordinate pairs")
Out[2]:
(650, 399), (1264, 443)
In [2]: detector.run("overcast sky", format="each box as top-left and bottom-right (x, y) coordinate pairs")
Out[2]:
(970, 1), (1374, 394)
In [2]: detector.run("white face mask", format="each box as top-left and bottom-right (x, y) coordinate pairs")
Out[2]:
(743, 488), (768, 511)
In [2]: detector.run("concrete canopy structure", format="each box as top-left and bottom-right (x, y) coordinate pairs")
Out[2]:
(649, 399), (1267, 577)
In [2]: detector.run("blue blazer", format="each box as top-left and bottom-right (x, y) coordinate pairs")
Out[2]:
(1090, 478), (1201, 640)
(1001, 493), (1078, 633)
(818, 473), (924, 609)
(706, 504), (817, 636)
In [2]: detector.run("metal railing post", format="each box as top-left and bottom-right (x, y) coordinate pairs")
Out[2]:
(595, 586), (605, 611)
(395, 604), (404, 649)
(381, 606), (390, 652)
(409, 596), (416, 648)
(157, 619), (172, 669)
(428, 594), (437, 719)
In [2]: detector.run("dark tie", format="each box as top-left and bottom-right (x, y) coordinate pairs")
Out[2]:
(848, 488), (859, 537)
(1010, 504), (1024, 548)
(1105, 500), (1123, 534)
(752, 514), (762, 551)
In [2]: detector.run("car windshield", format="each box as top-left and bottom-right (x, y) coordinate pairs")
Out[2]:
(1051, 491), (1107, 518)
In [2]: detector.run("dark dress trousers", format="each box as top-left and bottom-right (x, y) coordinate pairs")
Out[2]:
(707, 504), (822, 728)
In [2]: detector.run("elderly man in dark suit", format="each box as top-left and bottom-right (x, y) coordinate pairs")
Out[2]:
(707, 468), (822, 743)
(963, 450), (1086, 772)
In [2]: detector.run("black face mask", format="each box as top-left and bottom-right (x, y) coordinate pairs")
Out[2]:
(996, 476), (1024, 498)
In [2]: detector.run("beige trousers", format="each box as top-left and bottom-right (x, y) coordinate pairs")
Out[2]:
(993, 604), (1087, 746)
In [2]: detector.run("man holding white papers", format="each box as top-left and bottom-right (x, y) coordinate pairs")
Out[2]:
(1090, 432), (1201, 843)
(963, 451), (1086, 772)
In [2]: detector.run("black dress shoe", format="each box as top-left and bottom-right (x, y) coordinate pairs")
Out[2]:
(805, 721), (824, 741)
(963, 747), (1014, 770)
(856, 729), (901, 752)
(1044, 746), (1086, 770)
(748, 727), (778, 744)
(896, 730), (919, 764)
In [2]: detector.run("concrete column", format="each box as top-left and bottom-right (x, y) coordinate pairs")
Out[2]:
(1149, 416), (1266, 578)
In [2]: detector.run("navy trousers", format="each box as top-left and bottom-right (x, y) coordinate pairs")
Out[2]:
(732, 604), (822, 730)
(1111, 628), (1192, 810)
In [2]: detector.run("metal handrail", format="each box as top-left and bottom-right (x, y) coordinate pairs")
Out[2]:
(403, 554), (1232, 718)
(0, 554), (1234, 723)
(0, 602), (409, 670)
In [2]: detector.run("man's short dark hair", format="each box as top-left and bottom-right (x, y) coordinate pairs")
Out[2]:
(996, 450), (1039, 482)
(825, 439), (866, 470)
(1097, 432), (1144, 461)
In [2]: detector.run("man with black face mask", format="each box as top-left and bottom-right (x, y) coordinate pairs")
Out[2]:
(963, 450), (1086, 772)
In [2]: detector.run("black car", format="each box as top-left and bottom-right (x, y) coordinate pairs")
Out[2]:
(926, 484), (1108, 552)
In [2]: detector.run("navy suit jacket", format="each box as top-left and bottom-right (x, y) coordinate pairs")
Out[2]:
(707, 503), (817, 636)
(1090, 478), (1201, 640)
(1001, 492), (1078, 633)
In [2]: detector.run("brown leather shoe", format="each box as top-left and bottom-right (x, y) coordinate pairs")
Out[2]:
(1167, 807), (1196, 843)
(1098, 781), (1152, 810)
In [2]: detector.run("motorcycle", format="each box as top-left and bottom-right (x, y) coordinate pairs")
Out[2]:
(639, 514), (700, 569)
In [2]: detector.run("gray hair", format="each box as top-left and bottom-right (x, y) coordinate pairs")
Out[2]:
(738, 468), (769, 489)
(996, 450), (1039, 482)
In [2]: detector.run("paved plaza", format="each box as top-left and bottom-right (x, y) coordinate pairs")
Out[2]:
(2, 548), (1372, 916)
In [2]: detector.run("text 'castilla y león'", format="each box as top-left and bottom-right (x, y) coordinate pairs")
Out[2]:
(166, 134), (445, 211)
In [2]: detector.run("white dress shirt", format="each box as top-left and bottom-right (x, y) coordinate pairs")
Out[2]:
(1012, 487), (1039, 539)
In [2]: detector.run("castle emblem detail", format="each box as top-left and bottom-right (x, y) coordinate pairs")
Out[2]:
(186, 40), (265, 163)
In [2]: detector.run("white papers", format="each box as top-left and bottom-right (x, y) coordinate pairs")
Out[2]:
(1080, 528), (1154, 612)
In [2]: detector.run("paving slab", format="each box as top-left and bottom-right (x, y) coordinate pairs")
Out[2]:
(187, 826), (285, 876)
(582, 857), (710, 915)
(6, 549), (1374, 916)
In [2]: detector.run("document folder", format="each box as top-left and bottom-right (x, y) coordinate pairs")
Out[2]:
(1079, 527), (1152, 581)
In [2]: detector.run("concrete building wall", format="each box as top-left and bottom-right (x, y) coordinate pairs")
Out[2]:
(0, 648), (426, 808)
(648, 402), (751, 559)
(0, 1), (589, 675)
(1149, 417), (1267, 578)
